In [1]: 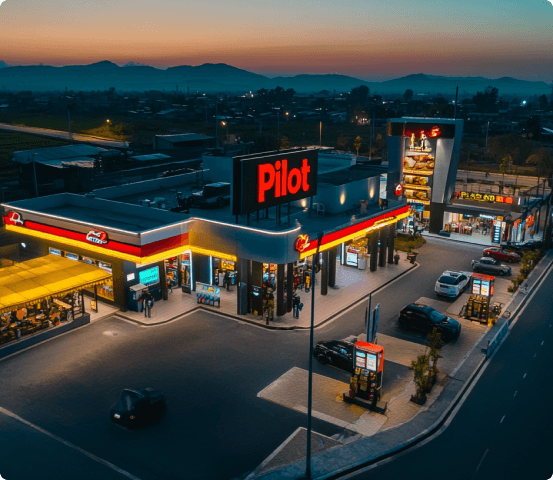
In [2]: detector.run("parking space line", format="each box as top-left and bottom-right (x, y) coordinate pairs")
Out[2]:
(0, 406), (142, 480)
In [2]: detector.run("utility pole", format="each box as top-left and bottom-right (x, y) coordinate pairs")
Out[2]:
(305, 232), (324, 479)
(215, 98), (219, 148)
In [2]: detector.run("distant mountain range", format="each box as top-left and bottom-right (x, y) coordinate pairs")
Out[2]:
(0, 60), (549, 96)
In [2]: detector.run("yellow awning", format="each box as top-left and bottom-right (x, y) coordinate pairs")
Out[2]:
(0, 255), (112, 314)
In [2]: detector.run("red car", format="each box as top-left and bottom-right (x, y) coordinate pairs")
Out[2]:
(482, 247), (520, 263)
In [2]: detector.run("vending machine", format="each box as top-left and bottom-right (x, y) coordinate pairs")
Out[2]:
(465, 273), (495, 324)
(343, 341), (387, 413)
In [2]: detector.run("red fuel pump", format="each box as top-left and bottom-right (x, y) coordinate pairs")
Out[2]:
(343, 341), (387, 414)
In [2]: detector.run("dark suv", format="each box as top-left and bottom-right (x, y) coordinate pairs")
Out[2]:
(398, 304), (461, 343)
(312, 340), (354, 373)
(189, 182), (231, 208)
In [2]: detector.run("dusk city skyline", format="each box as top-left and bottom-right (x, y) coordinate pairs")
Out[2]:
(1, 0), (552, 81)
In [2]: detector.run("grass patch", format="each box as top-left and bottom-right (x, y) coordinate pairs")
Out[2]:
(394, 234), (426, 253)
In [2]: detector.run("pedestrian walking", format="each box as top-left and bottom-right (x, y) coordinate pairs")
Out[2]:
(530, 230), (535, 239)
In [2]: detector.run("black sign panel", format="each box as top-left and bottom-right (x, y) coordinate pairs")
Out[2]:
(232, 149), (318, 216)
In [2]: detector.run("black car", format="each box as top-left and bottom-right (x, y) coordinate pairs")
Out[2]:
(110, 388), (166, 429)
(505, 239), (543, 254)
(312, 340), (354, 373)
(472, 257), (511, 276)
(398, 304), (461, 343)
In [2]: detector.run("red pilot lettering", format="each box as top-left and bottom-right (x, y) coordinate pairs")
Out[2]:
(281, 159), (288, 196)
(257, 157), (312, 203)
(301, 158), (310, 192)
(275, 161), (281, 198)
(258, 163), (275, 202)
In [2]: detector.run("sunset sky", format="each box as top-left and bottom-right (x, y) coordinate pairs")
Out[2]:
(0, 0), (552, 81)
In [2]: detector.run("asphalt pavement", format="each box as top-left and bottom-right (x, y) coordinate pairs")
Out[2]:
(345, 259), (553, 480)
(0, 238), (509, 480)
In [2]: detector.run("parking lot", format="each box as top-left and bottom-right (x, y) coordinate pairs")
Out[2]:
(0, 238), (526, 480)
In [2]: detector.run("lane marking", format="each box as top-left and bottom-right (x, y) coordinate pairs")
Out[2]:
(534, 353), (537, 358)
(500, 415), (505, 424)
(523, 373), (527, 379)
(0, 406), (142, 480)
(513, 391), (517, 398)
(476, 449), (489, 472)
(541, 341), (545, 346)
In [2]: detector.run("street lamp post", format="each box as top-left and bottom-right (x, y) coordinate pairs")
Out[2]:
(305, 232), (324, 479)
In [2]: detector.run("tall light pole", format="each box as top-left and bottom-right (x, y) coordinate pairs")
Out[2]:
(305, 231), (324, 479)
(319, 121), (322, 147)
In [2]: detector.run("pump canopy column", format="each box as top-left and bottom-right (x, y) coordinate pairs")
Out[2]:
(328, 248), (336, 288)
(369, 233), (378, 271)
(387, 225), (396, 264)
(320, 250), (328, 296)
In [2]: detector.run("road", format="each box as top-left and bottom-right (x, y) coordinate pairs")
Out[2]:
(345, 262), (553, 480)
(0, 122), (128, 149)
(458, 169), (547, 189)
(0, 239), (504, 480)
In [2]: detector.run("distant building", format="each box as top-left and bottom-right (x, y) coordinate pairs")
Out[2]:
(153, 133), (215, 150)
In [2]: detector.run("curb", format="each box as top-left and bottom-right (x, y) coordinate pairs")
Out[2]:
(198, 262), (420, 331)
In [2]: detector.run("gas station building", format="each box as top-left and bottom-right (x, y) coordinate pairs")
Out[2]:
(2, 149), (409, 318)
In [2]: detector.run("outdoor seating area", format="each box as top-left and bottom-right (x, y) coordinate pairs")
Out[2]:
(0, 255), (112, 347)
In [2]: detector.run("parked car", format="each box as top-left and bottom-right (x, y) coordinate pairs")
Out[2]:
(482, 247), (520, 263)
(398, 304), (461, 343)
(472, 257), (511, 276)
(189, 182), (231, 208)
(110, 388), (166, 429)
(312, 340), (354, 373)
(435, 270), (471, 298)
(505, 239), (543, 254)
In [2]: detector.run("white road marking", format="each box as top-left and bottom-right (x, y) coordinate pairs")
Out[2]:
(0, 406), (142, 480)
(523, 373), (527, 379)
(500, 415), (505, 423)
(534, 353), (537, 358)
(513, 391), (517, 398)
(476, 449), (489, 472)
(541, 341), (545, 346)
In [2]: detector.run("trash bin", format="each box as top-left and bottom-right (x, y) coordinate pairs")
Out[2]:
(407, 251), (419, 264)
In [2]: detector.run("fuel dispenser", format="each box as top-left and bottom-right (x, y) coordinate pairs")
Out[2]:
(343, 341), (387, 414)
(465, 274), (496, 325)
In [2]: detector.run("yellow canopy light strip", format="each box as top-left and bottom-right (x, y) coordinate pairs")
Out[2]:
(5, 225), (237, 265)
(299, 211), (409, 260)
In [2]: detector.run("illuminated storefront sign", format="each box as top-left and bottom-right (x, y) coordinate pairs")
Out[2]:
(139, 266), (160, 286)
(395, 184), (404, 196)
(2, 211), (24, 226)
(295, 234), (310, 252)
(233, 149), (318, 216)
(298, 205), (409, 259)
(458, 191), (514, 204)
(86, 229), (109, 245)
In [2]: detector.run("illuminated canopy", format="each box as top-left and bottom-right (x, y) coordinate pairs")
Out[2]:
(0, 255), (112, 314)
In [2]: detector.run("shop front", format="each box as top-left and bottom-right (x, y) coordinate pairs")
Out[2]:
(0, 254), (111, 347)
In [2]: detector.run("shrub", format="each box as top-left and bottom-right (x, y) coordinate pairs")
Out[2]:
(518, 274), (525, 283)
(508, 286), (513, 292)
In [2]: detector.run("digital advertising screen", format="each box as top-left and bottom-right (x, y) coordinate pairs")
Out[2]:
(139, 266), (160, 286)
(346, 249), (359, 267)
(366, 353), (377, 372)
(472, 279), (481, 295)
(49, 248), (61, 256)
(355, 351), (366, 369)
(481, 280), (490, 296)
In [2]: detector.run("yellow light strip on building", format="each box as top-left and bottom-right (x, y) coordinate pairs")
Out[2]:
(189, 246), (237, 262)
(299, 211), (409, 259)
(5, 225), (238, 265)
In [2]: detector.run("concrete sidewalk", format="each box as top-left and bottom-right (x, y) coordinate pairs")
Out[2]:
(247, 250), (553, 480)
(115, 258), (417, 330)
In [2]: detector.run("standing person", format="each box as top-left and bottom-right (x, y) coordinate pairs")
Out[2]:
(223, 270), (230, 291)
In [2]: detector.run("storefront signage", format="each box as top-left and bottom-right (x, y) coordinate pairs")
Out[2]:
(388, 122), (456, 138)
(395, 184), (404, 196)
(458, 191), (514, 204)
(127, 273), (135, 282)
(346, 247), (360, 267)
(86, 229), (109, 245)
(3, 211), (25, 226)
(65, 252), (79, 261)
(232, 149), (318, 216)
(295, 234), (310, 253)
(49, 247), (61, 256)
(139, 266), (160, 286)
